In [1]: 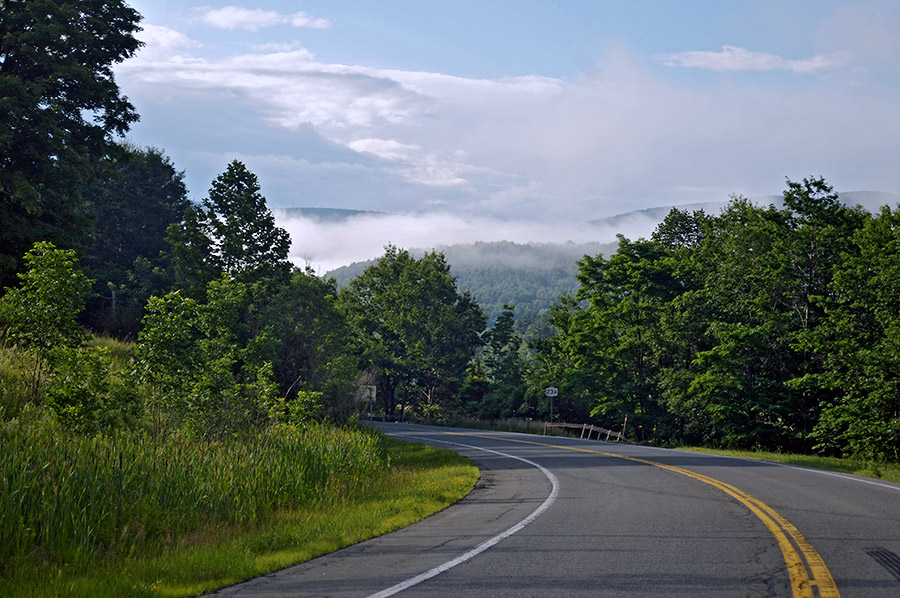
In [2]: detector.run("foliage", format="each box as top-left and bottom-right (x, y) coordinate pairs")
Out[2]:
(0, 242), (93, 351)
(339, 246), (485, 421)
(132, 278), (286, 439)
(44, 346), (139, 433)
(167, 160), (291, 296)
(80, 144), (191, 336)
(476, 305), (529, 418)
(0, 242), (93, 396)
(0, 0), (142, 288)
(265, 270), (359, 420)
(526, 293), (590, 422)
(808, 205), (900, 461)
(132, 290), (202, 434)
(533, 177), (899, 459)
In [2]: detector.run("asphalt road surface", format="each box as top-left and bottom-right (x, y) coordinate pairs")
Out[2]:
(208, 422), (900, 597)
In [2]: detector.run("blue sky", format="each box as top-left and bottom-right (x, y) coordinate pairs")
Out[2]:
(116, 1), (900, 271)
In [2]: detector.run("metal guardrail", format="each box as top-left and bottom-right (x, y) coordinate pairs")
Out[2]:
(542, 422), (632, 443)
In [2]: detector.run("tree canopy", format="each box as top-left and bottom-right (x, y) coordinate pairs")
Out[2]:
(167, 160), (292, 296)
(530, 177), (900, 459)
(0, 0), (142, 287)
(339, 246), (485, 421)
(80, 144), (190, 336)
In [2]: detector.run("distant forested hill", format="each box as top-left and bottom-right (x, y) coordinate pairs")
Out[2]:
(327, 240), (618, 334)
(457, 265), (580, 335)
(323, 192), (900, 335)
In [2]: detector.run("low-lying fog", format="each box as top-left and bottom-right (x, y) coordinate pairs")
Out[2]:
(275, 210), (664, 275)
(275, 191), (900, 275)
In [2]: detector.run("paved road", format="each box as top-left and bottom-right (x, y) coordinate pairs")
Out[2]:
(209, 423), (900, 597)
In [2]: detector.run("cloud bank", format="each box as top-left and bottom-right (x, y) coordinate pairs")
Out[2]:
(659, 45), (851, 73)
(118, 2), (900, 271)
(198, 6), (330, 31)
(276, 210), (654, 275)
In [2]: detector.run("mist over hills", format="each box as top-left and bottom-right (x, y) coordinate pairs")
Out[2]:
(325, 240), (618, 333)
(276, 207), (385, 222)
(282, 190), (900, 333)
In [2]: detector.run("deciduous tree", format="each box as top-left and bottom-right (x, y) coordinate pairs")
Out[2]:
(0, 0), (142, 287)
(80, 144), (190, 336)
(0, 242), (93, 395)
(340, 246), (484, 421)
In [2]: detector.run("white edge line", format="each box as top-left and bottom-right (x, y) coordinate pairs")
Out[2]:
(599, 438), (900, 492)
(384, 425), (900, 492)
(364, 434), (560, 598)
(746, 458), (900, 491)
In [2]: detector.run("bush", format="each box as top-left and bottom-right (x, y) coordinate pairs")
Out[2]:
(44, 347), (141, 434)
(0, 242), (93, 397)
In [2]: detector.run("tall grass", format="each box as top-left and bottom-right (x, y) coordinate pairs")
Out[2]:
(85, 335), (134, 365)
(0, 343), (39, 418)
(0, 412), (389, 577)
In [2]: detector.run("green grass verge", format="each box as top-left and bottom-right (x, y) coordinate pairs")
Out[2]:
(86, 335), (135, 364)
(677, 446), (900, 483)
(0, 437), (478, 598)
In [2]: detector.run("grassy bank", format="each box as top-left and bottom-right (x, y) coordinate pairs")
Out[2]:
(0, 414), (478, 597)
(678, 446), (900, 483)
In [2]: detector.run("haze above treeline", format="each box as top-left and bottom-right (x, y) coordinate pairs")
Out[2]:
(273, 190), (900, 276)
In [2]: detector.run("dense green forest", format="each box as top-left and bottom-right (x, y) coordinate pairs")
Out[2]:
(329, 240), (617, 333)
(528, 179), (900, 461)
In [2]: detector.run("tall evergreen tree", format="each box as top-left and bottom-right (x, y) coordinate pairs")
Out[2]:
(477, 304), (528, 418)
(167, 160), (291, 296)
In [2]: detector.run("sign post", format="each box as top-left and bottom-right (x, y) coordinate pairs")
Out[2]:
(544, 386), (558, 423)
(358, 385), (376, 420)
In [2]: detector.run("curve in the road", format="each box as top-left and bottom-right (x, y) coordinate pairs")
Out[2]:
(444, 431), (840, 598)
(365, 435), (560, 598)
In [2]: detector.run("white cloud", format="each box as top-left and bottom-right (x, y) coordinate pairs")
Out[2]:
(118, 47), (564, 143)
(118, 25), (900, 233)
(659, 45), (851, 73)
(251, 40), (309, 53)
(290, 11), (331, 29)
(135, 24), (201, 59)
(200, 6), (331, 31)
(349, 138), (421, 161)
(348, 138), (475, 187)
(201, 7), (281, 31)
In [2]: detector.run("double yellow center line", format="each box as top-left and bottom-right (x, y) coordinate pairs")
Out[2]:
(445, 432), (840, 598)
